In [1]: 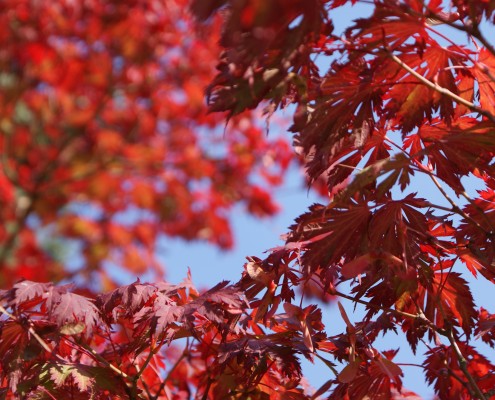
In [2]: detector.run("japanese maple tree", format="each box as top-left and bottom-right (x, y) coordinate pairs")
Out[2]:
(0, 0), (292, 289)
(2, 0), (495, 399)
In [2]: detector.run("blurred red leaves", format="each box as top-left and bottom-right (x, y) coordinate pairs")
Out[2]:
(0, 0), (293, 288)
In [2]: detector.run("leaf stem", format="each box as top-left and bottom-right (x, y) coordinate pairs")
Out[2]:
(395, 363), (424, 368)
(305, 272), (424, 322)
(332, 289), (419, 321)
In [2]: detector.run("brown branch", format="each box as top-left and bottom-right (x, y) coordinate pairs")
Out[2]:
(447, 330), (487, 400)
(388, 52), (495, 123)
(410, 300), (482, 398)
(201, 378), (213, 400)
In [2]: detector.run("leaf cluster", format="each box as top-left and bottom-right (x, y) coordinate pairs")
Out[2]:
(3, 0), (495, 399)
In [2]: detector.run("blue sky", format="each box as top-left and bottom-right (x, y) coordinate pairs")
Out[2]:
(158, 3), (495, 397)
(116, 2), (495, 398)
(158, 160), (494, 399)
(159, 162), (436, 397)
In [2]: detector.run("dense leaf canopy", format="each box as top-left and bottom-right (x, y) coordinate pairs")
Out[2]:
(0, 0), (292, 288)
(1, 0), (495, 399)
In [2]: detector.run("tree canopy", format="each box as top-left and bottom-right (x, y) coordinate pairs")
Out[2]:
(1, 0), (495, 399)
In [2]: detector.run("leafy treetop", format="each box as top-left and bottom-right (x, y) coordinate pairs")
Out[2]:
(2, 0), (495, 399)
(0, 0), (292, 289)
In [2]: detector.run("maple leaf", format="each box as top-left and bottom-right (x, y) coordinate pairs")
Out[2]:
(329, 350), (404, 400)
(473, 48), (495, 118)
(98, 280), (157, 321)
(132, 281), (248, 342)
(345, 2), (429, 52)
(7, 280), (52, 308)
(0, 320), (33, 389)
(400, 267), (477, 341)
(476, 307), (495, 347)
(384, 45), (465, 131)
(272, 303), (325, 353)
(294, 59), (385, 185)
(2, 1), (495, 398)
(217, 334), (303, 384)
(41, 363), (128, 397)
(48, 292), (101, 337)
(183, 281), (248, 334)
(287, 202), (372, 276)
(416, 118), (495, 193)
(149, 292), (184, 340)
(335, 154), (411, 202)
(49, 364), (93, 391)
(198, 0), (328, 117)
(424, 343), (495, 399)
(199, 281), (248, 312)
(456, 186), (495, 281)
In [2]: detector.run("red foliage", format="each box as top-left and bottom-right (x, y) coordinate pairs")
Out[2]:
(0, 0), (292, 288)
(2, 0), (495, 399)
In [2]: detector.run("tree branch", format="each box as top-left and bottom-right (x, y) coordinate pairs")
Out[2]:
(447, 330), (487, 400)
(77, 342), (131, 381)
(387, 52), (495, 123)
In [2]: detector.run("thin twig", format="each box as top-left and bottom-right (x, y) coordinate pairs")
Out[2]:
(471, 25), (495, 60)
(0, 304), (54, 355)
(447, 330), (487, 400)
(133, 345), (157, 382)
(303, 271), (421, 321)
(428, 172), (487, 232)
(77, 341), (131, 380)
(424, 271), (487, 400)
(411, 163), (490, 234)
(388, 52), (495, 123)
(396, 363), (424, 368)
(152, 346), (189, 400)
